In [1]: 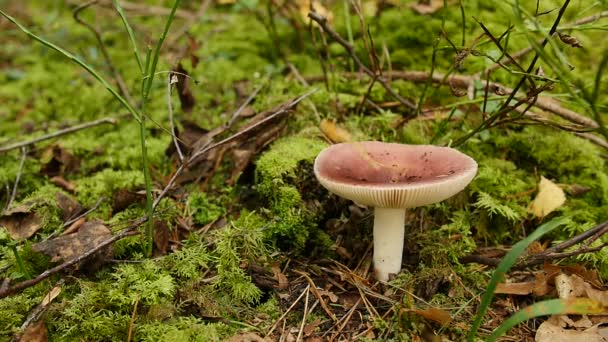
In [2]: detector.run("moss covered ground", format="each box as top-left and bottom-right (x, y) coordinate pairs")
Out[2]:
(1, 0), (608, 340)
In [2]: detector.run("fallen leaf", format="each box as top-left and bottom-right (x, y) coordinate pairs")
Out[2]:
(224, 332), (272, 342)
(496, 281), (536, 295)
(153, 220), (171, 256)
(529, 176), (566, 218)
(408, 307), (452, 325)
(303, 318), (322, 336)
(320, 119), (352, 143)
(55, 192), (82, 221)
(112, 189), (145, 214)
(299, 0), (333, 24)
(40, 145), (80, 177)
(173, 63), (195, 113)
(0, 203), (42, 241)
(566, 184), (592, 197)
(271, 265), (289, 290)
(32, 221), (112, 269)
(41, 285), (62, 307)
(19, 320), (48, 342)
(410, 0), (446, 14)
(49, 176), (76, 193)
(535, 319), (608, 342)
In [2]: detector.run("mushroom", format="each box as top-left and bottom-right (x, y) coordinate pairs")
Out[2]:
(314, 141), (477, 281)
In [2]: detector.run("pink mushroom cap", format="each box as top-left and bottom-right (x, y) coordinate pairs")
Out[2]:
(314, 141), (478, 208)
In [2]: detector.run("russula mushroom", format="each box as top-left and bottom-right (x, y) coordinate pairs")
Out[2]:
(314, 141), (477, 281)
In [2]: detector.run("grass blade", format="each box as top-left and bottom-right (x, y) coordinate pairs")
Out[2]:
(113, 0), (143, 74)
(467, 217), (569, 341)
(487, 298), (605, 342)
(0, 9), (140, 123)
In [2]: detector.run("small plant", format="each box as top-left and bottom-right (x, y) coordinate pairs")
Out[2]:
(0, 0), (182, 256)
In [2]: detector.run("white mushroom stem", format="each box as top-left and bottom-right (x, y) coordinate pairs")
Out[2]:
(373, 207), (406, 282)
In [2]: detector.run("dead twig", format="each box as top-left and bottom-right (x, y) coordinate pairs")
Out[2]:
(296, 286), (311, 342)
(305, 70), (599, 129)
(167, 73), (184, 162)
(153, 89), (317, 208)
(4, 146), (26, 213)
(0, 217), (145, 299)
(127, 297), (139, 342)
(63, 196), (106, 227)
(20, 279), (64, 331)
(294, 270), (338, 322)
(307, 12), (416, 111)
(461, 219), (608, 269)
(266, 284), (310, 338)
(0, 118), (117, 154)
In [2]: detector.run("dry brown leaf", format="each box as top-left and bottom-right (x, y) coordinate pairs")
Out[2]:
(55, 192), (82, 222)
(41, 285), (62, 307)
(173, 63), (195, 113)
(303, 318), (323, 336)
(535, 320), (608, 342)
(410, 0), (445, 14)
(299, 0), (333, 24)
(153, 220), (171, 256)
(32, 221), (112, 268)
(410, 307), (452, 325)
(49, 176), (76, 193)
(224, 332), (272, 342)
(320, 119), (352, 143)
(495, 281), (536, 295)
(0, 203), (42, 241)
(19, 320), (48, 342)
(529, 176), (566, 218)
(40, 145), (80, 177)
(271, 265), (289, 290)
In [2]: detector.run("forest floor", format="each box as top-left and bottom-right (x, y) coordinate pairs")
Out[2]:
(1, 0), (608, 341)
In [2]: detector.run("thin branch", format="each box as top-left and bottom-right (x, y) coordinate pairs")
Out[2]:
(167, 73), (184, 162)
(152, 89), (317, 208)
(0, 118), (117, 154)
(4, 147), (26, 213)
(305, 70), (600, 129)
(63, 196), (106, 227)
(307, 12), (416, 111)
(0, 217), (145, 299)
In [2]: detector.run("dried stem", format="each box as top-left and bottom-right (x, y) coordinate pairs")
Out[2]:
(307, 11), (416, 111)
(0, 118), (117, 154)
(0, 218), (145, 299)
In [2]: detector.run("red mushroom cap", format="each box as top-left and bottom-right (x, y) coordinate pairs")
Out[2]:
(314, 141), (477, 208)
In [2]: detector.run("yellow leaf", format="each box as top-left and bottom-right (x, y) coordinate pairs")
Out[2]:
(298, 0), (333, 24)
(320, 119), (351, 143)
(529, 176), (566, 218)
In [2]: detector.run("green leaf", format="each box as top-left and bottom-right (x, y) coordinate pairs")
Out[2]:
(467, 217), (569, 341)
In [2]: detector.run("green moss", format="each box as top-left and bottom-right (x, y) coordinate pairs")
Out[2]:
(136, 317), (227, 342)
(187, 191), (225, 226)
(255, 136), (327, 250)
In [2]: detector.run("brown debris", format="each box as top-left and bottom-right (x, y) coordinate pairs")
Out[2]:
(55, 192), (82, 222)
(112, 189), (145, 214)
(18, 320), (48, 342)
(173, 63), (195, 113)
(40, 145), (80, 177)
(0, 202), (43, 241)
(49, 176), (76, 193)
(32, 221), (112, 271)
(153, 220), (172, 255)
